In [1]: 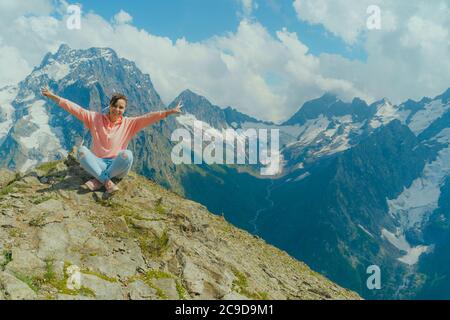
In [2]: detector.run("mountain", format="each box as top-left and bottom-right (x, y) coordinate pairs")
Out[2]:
(0, 155), (360, 300)
(0, 44), (189, 196)
(3, 43), (450, 299)
(251, 87), (450, 299)
(257, 120), (433, 298)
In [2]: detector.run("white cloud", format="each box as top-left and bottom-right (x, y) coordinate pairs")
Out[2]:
(293, 0), (397, 44)
(113, 10), (133, 25)
(0, 44), (30, 88)
(293, 0), (450, 105)
(0, 3), (362, 122)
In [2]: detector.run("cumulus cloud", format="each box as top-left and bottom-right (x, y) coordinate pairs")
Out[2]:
(0, 1), (449, 123)
(293, 0), (450, 105)
(0, 43), (31, 88)
(0, 1), (361, 122)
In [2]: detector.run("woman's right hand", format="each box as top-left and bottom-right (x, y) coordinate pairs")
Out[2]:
(41, 86), (53, 98)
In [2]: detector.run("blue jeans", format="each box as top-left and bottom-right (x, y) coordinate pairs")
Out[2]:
(77, 146), (133, 184)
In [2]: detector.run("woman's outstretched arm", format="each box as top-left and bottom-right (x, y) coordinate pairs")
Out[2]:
(129, 101), (183, 133)
(41, 86), (95, 128)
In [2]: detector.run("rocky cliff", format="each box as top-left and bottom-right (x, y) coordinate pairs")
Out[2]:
(0, 152), (360, 300)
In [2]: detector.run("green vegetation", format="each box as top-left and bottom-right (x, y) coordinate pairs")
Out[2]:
(29, 215), (46, 227)
(140, 269), (187, 300)
(231, 268), (268, 300)
(115, 207), (150, 221)
(175, 280), (187, 300)
(145, 270), (172, 279)
(1, 250), (12, 270)
(44, 258), (56, 283)
(32, 195), (54, 205)
(123, 269), (188, 300)
(12, 271), (41, 292)
(7, 228), (25, 238)
(0, 184), (15, 196)
(138, 230), (170, 258)
(81, 269), (117, 283)
(155, 197), (166, 215)
(34, 261), (96, 298)
(36, 161), (61, 175)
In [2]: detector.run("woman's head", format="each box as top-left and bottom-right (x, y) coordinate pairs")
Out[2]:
(109, 93), (127, 120)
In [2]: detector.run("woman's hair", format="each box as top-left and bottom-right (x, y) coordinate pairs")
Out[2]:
(109, 93), (128, 107)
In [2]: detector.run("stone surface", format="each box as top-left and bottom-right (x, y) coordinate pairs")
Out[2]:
(5, 248), (46, 278)
(0, 159), (361, 300)
(0, 272), (37, 300)
(152, 278), (179, 300)
(81, 274), (123, 300)
(0, 169), (16, 188)
(127, 280), (159, 300)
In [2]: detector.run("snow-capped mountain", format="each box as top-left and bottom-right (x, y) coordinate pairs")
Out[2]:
(3, 43), (450, 299)
(252, 87), (450, 299)
(0, 44), (165, 172)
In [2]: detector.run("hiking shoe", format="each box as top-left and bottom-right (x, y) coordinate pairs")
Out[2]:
(104, 179), (119, 194)
(84, 178), (103, 191)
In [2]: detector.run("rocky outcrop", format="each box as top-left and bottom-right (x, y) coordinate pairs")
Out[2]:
(0, 154), (360, 300)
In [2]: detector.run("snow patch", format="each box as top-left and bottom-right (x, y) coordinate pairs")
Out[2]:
(370, 100), (401, 128)
(408, 100), (450, 135)
(294, 171), (310, 181)
(0, 86), (18, 145)
(358, 224), (374, 238)
(17, 100), (65, 171)
(381, 228), (429, 265)
(33, 61), (70, 81)
(388, 130), (450, 230)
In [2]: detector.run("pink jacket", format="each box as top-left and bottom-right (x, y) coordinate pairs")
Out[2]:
(58, 98), (168, 158)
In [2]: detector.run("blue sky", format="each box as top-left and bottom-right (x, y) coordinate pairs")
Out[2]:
(74, 0), (367, 61)
(1, 1), (448, 122)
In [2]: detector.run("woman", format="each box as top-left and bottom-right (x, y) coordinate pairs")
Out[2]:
(41, 87), (182, 194)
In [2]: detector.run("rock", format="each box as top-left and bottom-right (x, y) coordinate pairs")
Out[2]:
(113, 216), (129, 234)
(65, 218), (94, 246)
(57, 294), (94, 300)
(84, 248), (146, 279)
(10, 201), (25, 209)
(0, 158), (361, 300)
(22, 175), (41, 185)
(152, 278), (179, 300)
(222, 292), (250, 300)
(83, 237), (110, 256)
(0, 216), (16, 228)
(0, 169), (16, 188)
(129, 218), (166, 238)
(0, 272), (37, 300)
(84, 239), (146, 279)
(29, 199), (64, 215)
(37, 223), (71, 262)
(80, 274), (123, 300)
(5, 248), (46, 278)
(127, 280), (159, 300)
(182, 258), (205, 297)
